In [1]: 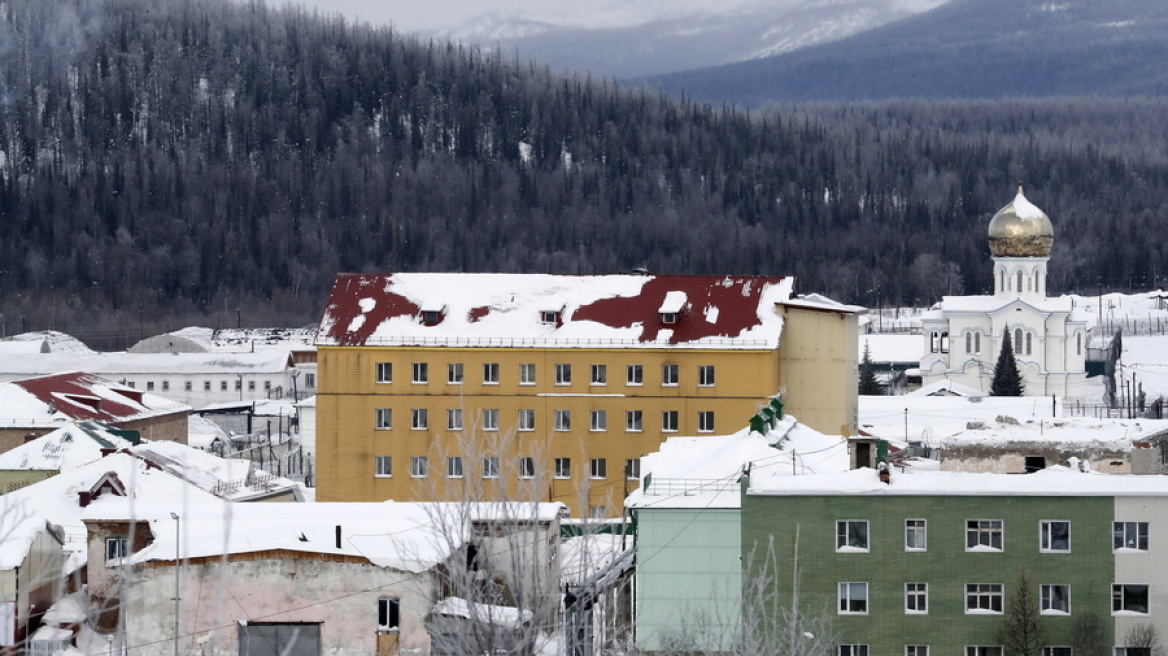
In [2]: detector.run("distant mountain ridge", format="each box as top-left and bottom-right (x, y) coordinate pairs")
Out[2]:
(647, 0), (1168, 104)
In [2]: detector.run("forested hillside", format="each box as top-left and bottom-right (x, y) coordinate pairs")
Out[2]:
(1, 0), (1166, 335)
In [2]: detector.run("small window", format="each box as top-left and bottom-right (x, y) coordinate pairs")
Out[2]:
(965, 332), (972, 354)
(837, 520), (869, 552)
(1114, 521), (1149, 551)
(376, 362), (392, 383)
(1112, 584), (1149, 614)
(375, 456), (392, 477)
(626, 458), (640, 480)
(697, 411), (714, 433)
(410, 456), (428, 478)
(698, 365), (715, 387)
(377, 598), (400, 632)
(555, 364), (572, 386)
(184, 381), (192, 392)
(1116, 648), (1153, 656)
(1041, 584), (1070, 615)
(162, 380), (170, 392)
(838, 582), (868, 614)
(519, 363), (536, 385)
(483, 363), (499, 384)
(940, 331), (949, 354)
(965, 584), (1004, 614)
(589, 505), (607, 519)
(376, 408), (392, 430)
(1025, 332), (1033, 356)
(591, 364), (607, 386)
(540, 310), (560, 324)
(626, 410), (643, 432)
(662, 364), (679, 386)
(518, 409), (535, 431)
(840, 647), (869, 656)
(554, 410), (571, 431)
(147, 381), (155, 391)
(247, 380), (255, 392)
(966, 519), (1003, 551)
(233, 379), (241, 391)
(220, 381), (228, 391)
(412, 362), (428, 384)
(305, 373), (315, 388)
(905, 519), (927, 551)
(966, 648), (1002, 656)
(106, 536), (129, 560)
(203, 380), (211, 391)
(447, 409), (463, 431)
(482, 457), (499, 479)
(554, 457), (571, 479)
(906, 583), (928, 614)
(662, 410), (679, 433)
(263, 381), (271, 392)
(590, 458), (606, 479)
(1076, 332), (1082, 356)
(422, 310), (441, 325)
(411, 409), (428, 430)
(1041, 520), (1070, 552)
(482, 409), (499, 432)
(446, 456), (463, 478)
(590, 410), (607, 432)
(447, 363), (463, 384)
(518, 457), (535, 479)
(1041, 648), (1071, 656)
(906, 647), (930, 656)
(627, 364), (643, 386)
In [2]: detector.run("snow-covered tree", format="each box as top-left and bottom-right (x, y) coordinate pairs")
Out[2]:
(991, 330), (1025, 396)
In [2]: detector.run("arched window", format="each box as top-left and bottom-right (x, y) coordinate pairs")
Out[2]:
(999, 270), (1005, 292)
(1015, 328), (1023, 352)
(1025, 332), (1032, 356)
(1034, 270), (1040, 294)
(1076, 332), (1082, 356)
(965, 332), (972, 354)
(974, 332), (981, 353)
(940, 331), (949, 354)
(1017, 270), (1024, 293)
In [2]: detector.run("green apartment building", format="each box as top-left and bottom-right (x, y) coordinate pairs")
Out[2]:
(742, 467), (1168, 655)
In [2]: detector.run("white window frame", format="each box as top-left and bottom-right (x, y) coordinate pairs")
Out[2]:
(411, 409), (428, 430)
(626, 458), (640, 480)
(626, 364), (643, 386)
(518, 409), (535, 432)
(905, 647), (929, 656)
(905, 582), (928, 614)
(375, 456), (392, 478)
(698, 364), (715, 387)
(836, 519), (869, 552)
(591, 364), (607, 386)
(589, 505), (607, 519)
(106, 536), (129, 560)
(554, 410), (571, 432)
(697, 411), (714, 433)
(965, 583), (1004, 614)
(447, 362), (463, 385)
(590, 458), (606, 479)
(412, 362), (428, 384)
(482, 456), (499, 479)
(483, 362), (499, 385)
(590, 410), (607, 432)
(1040, 520), (1071, 553)
(662, 364), (679, 386)
(554, 457), (571, 480)
(1114, 521), (1149, 551)
(555, 363), (572, 386)
(837, 582), (868, 615)
(662, 410), (679, 433)
(376, 408), (392, 430)
(377, 597), (400, 632)
(626, 410), (643, 432)
(519, 363), (536, 386)
(839, 647), (869, 656)
(447, 408), (463, 431)
(965, 648), (1002, 656)
(518, 457), (535, 479)
(446, 456), (463, 479)
(410, 456), (428, 478)
(1112, 583), (1150, 615)
(482, 409), (499, 432)
(905, 519), (927, 551)
(966, 519), (1004, 552)
(376, 362), (392, 383)
(1041, 584), (1071, 615)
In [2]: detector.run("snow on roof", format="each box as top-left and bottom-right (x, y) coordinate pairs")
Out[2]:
(923, 294), (1078, 316)
(657, 291), (687, 314)
(127, 441), (282, 500)
(432, 596), (532, 628)
(860, 334), (923, 364)
(315, 273), (794, 349)
(0, 372), (189, 427)
(1123, 335), (1168, 398)
(42, 591), (89, 626)
(780, 294), (865, 315)
(907, 379), (988, 397)
(4, 331), (94, 355)
(748, 465), (1168, 497)
(560, 533), (627, 586)
(0, 422), (137, 471)
(0, 350), (293, 378)
(0, 340), (47, 355)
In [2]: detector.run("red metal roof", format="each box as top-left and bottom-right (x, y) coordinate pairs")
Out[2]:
(11, 372), (183, 422)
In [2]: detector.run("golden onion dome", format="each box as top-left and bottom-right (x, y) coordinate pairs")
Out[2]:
(988, 186), (1054, 258)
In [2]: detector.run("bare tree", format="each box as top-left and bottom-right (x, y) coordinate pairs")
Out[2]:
(1124, 623), (1167, 656)
(1070, 611), (1108, 656)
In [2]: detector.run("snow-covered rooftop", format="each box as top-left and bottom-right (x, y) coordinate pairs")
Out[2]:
(0, 422), (138, 471)
(0, 351), (293, 378)
(316, 273), (794, 349)
(0, 372), (189, 428)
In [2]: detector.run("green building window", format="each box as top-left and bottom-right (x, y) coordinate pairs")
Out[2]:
(837, 520), (869, 552)
(838, 582), (868, 614)
(966, 519), (1003, 551)
(965, 584), (1003, 614)
(905, 519), (927, 551)
(1040, 584), (1070, 615)
(1040, 520), (1070, 552)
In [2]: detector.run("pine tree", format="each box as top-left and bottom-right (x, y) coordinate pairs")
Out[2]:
(997, 569), (1045, 656)
(858, 341), (885, 396)
(991, 331), (1025, 396)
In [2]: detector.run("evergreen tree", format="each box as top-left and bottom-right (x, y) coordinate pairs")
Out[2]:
(991, 331), (1025, 396)
(997, 569), (1045, 656)
(858, 341), (885, 396)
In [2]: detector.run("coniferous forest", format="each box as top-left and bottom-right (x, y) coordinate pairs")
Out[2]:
(2, 0), (1167, 335)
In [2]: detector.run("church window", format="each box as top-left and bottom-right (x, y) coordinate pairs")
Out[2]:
(965, 333), (972, 354)
(1017, 270), (1024, 293)
(940, 331), (949, 354)
(1015, 329), (1023, 353)
(999, 270), (1005, 291)
(1034, 270), (1040, 293)
(975, 332), (981, 353)
(1076, 333), (1082, 356)
(930, 332), (940, 353)
(1025, 332), (1032, 356)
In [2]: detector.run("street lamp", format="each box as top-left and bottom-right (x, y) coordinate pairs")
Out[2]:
(170, 512), (180, 656)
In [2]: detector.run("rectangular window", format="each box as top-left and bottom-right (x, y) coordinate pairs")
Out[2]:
(247, 380), (255, 392)
(540, 310), (560, 324)
(590, 458), (607, 479)
(518, 409), (535, 431)
(147, 381), (155, 391)
(839, 647), (869, 656)
(837, 520), (870, 552)
(906, 647), (929, 656)
(411, 409), (428, 430)
(589, 505), (607, 519)
(203, 380), (211, 392)
(377, 598), (400, 632)
(1041, 520), (1071, 552)
(483, 363), (499, 384)
(447, 363), (463, 384)
(446, 456), (463, 479)
(482, 457), (499, 479)
(555, 364), (572, 386)
(376, 408), (392, 430)
(447, 409), (463, 431)
(106, 536), (128, 560)
(162, 380), (170, 391)
(233, 379), (240, 391)
(591, 364), (607, 386)
(1041, 648), (1071, 656)
(626, 458), (641, 480)
(1115, 648), (1153, 656)
(554, 410), (571, 431)
(662, 364), (679, 386)
(965, 584), (1004, 614)
(965, 649), (1002, 656)
(698, 365), (715, 387)
(554, 458), (571, 479)
(220, 381), (227, 391)
(627, 364), (643, 386)
(1114, 521), (1149, 551)
(410, 456), (428, 478)
(412, 362), (428, 384)
(263, 380), (272, 392)
(906, 519), (927, 551)
(626, 410), (643, 432)
(906, 583), (928, 614)
(697, 411), (714, 433)
(375, 456), (392, 477)
(590, 410), (607, 432)
(662, 410), (679, 432)
(377, 362), (393, 383)
(966, 519), (1004, 551)
(518, 457), (535, 479)
(838, 582), (868, 614)
(482, 409), (499, 432)
(185, 381), (193, 392)
(1112, 584), (1150, 614)
(520, 363), (536, 385)
(1041, 584), (1071, 615)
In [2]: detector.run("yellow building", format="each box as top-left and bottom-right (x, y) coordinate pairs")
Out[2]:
(314, 273), (858, 516)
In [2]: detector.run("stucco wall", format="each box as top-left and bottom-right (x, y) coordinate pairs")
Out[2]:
(778, 305), (859, 435)
(1113, 496), (1168, 646)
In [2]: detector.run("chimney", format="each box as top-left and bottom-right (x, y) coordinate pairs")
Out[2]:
(78, 491), (92, 507)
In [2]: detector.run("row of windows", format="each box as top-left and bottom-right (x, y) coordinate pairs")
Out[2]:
(836, 581), (1149, 617)
(374, 408), (716, 433)
(376, 362), (716, 388)
(836, 518), (1148, 553)
(374, 456), (641, 481)
(130, 378), (290, 393)
(841, 646), (1129, 656)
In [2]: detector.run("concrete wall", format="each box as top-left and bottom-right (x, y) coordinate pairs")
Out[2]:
(1113, 496), (1168, 647)
(778, 305), (859, 435)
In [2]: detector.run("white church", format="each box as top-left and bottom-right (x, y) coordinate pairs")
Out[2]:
(919, 187), (1091, 397)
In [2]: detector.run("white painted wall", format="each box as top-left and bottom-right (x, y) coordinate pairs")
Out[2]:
(1113, 496), (1168, 647)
